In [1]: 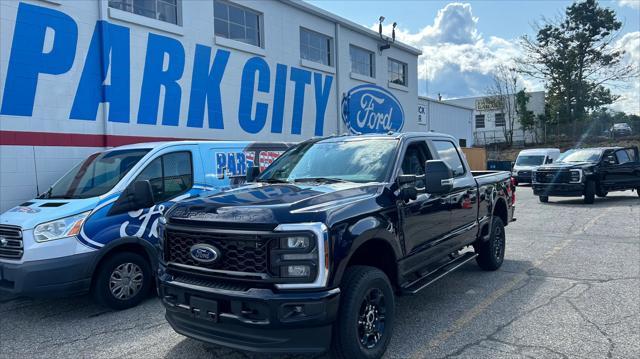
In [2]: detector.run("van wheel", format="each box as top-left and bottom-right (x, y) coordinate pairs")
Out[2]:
(539, 195), (549, 203)
(584, 181), (596, 204)
(331, 266), (395, 359)
(474, 217), (505, 271)
(92, 252), (152, 310)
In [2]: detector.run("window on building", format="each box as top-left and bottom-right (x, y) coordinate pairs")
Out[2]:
(214, 0), (261, 47)
(475, 114), (485, 128)
(433, 140), (466, 177)
(135, 151), (193, 203)
(109, 0), (180, 25)
(459, 139), (467, 147)
(388, 58), (407, 86)
(350, 45), (375, 77)
(300, 28), (333, 66)
(495, 113), (506, 127)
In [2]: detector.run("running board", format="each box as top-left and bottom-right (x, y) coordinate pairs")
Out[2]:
(400, 252), (478, 295)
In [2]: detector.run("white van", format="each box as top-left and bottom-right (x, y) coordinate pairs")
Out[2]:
(512, 148), (561, 184)
(0, 140), (289, 309)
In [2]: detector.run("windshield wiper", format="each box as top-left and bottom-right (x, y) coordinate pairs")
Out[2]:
(294, 177), (348, 183)
(258, 178), (290, 183)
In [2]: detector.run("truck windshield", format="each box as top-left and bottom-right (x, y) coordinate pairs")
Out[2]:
(557, 149), (602, 163)
(515, 155), (545, 166)
(258, 139), (399, 183)
(39, 149), (150, 199)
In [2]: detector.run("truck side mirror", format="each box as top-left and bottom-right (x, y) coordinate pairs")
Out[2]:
(397, 175), (418, 202)
(604, 155), (617, 165)
(246, 166), (261, 182)
(108, 180), (155, 216)
(425, 160), (454, 194)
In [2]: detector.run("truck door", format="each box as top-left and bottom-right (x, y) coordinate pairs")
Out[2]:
(397, 140), (451, 261)
(603, 148), (639, 188)
(431, 140), (479, 249)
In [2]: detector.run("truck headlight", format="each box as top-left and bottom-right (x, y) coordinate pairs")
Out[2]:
(34, 211), (90, 242)
(569, 169), (583, 183)
(271, 223), (329, 289)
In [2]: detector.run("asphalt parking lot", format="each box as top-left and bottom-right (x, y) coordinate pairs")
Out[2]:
(1, 186), (638, 359)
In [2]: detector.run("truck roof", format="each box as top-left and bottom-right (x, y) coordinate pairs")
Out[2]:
(315, 131), (459, 142)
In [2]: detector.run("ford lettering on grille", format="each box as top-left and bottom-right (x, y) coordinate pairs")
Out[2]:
(190, 244), (221, 263)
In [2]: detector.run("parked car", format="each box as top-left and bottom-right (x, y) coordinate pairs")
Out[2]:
(156, 132), (515, 358)
(610, 123), (632, 138)
(532, 146), (640, 204)
(0, 141), (290, 309)
(511, 148), (560, 185)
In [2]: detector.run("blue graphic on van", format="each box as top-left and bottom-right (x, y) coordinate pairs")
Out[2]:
(341, 84), (404, 134)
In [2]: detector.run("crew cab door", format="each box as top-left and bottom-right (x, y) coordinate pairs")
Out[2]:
(396, 140), (451, 261)
(430, 140), (479, 249)
(601, 148), (640, 189)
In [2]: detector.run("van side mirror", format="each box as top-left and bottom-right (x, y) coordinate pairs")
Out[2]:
(397, 174), (418, 202)
(246, 166), (261, 182)
(425, 160), (454, 194)
(108, 180), (155, 216)
(546, 158), (553, 164)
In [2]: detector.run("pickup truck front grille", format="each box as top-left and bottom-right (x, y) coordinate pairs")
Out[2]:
(164, 228), (270, 275)
(0, 225), (23, 260)
(535, 169), (571, 183)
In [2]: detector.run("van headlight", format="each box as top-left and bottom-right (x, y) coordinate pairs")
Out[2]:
(271, 223), (329, 289)
(34, 211), (90, 242)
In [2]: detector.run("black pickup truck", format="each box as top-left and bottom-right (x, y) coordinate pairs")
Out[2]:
(532, 146), (640, 204)
(156, 133), (515, 358)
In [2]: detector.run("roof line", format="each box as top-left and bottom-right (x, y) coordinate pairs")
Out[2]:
(418, 96), (474, 110)
(282, 0), (422, 56)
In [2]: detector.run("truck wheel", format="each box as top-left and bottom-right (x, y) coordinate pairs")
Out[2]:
(596, 187), (608, 198)
(92, 252), (152, 310)
(474, 217), (505, 271)
(331, 266), (395, 359)
(584, 181), (596, 204)
(539, 195), (549, 203)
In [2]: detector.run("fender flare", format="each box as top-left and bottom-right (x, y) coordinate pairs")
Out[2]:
(88, 237), (159, 277)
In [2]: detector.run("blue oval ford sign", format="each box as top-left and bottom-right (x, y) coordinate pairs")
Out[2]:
(190, 243), (221, 263)
(342, 84), (405, 134)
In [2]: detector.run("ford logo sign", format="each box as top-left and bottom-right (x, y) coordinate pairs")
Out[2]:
(190, 244), (221, 263)
(342, 84), (405, 134)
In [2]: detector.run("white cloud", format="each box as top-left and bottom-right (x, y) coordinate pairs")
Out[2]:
(607, 31), (640, 114)
(375, 3), (639, 114)
(618, 0), (640, 10)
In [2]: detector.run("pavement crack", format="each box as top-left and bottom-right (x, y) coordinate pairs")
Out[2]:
(567, 299), (615, 359)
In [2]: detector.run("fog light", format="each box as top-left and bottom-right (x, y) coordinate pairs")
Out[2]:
(283, 265), (311, 277)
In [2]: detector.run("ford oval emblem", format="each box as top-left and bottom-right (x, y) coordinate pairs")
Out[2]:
(190, 243), (221, 263)
(341, 84), (405, 134)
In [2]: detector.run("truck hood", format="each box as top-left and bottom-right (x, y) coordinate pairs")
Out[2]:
(0, 198), (98, 230)
(165, 181), (386, 226)
(537, 162), (594, 170)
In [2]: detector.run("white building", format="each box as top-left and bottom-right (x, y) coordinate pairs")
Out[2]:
(0, 0), (422, 212)
(417, 97), (474, 147)
(444, 91), (545, 146)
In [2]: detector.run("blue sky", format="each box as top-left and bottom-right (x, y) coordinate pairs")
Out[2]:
(308, 0), (640, 114)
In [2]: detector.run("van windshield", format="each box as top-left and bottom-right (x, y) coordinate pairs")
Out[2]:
(515, 155), (545, 166)
(258, 139), (399, 183)
(40, 149), (150, 199)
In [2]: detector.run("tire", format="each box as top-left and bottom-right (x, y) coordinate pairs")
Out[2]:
(92, 252), (152, 310)
(637, 188), (640, 198)
(539, 195), (549, 203)
(584, 180), (596, 204)
(474, 217), (506, 271)
(596, 187), (608, 198)
(331, 266), (395, 359)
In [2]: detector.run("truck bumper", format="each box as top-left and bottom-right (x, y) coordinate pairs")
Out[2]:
(157, 267), (340, 354)
(0, 252), (95, 298)
(532, 183), (585, 197)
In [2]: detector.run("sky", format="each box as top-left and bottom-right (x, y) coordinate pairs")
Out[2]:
(307, 0), (640, 114)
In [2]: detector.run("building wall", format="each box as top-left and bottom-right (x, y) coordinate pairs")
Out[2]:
(417, 97), (474, 147)
(444, 91), (545, 145)
(0, 0), (420, 212)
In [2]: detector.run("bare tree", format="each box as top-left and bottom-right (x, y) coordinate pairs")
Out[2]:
(486, 65), (519, 146)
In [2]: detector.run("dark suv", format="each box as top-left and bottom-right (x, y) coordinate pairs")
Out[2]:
(532, 146), (640, 203)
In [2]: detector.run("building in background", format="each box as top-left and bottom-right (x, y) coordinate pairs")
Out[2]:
(444, 91), (545, 146)
(417, 97), (474, 147)
(0, 0), (421, 212)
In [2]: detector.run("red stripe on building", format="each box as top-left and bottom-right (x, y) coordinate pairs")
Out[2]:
(0, 130), (210, 147)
